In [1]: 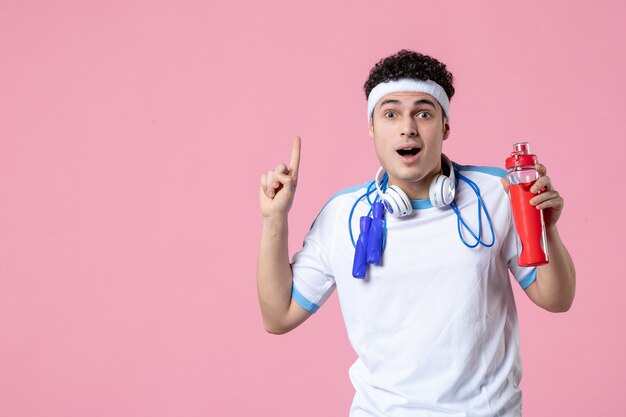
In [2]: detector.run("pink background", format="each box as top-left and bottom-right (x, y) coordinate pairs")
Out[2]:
(1, 0), (624, 416)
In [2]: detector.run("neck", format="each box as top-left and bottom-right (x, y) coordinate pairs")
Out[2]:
(387, 157), (448, 199)
(389, 171), (440, 200)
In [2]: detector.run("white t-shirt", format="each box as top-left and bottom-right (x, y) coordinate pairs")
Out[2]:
(291, 163), (537, 417)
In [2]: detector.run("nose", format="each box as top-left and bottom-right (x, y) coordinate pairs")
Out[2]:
(401, 119), (417, 137)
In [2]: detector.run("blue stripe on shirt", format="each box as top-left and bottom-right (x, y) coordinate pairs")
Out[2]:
(291, 283), (320, 313)
(519, 268), (538, 289)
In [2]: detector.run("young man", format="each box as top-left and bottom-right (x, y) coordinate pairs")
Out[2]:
(257, 50), (575, 417)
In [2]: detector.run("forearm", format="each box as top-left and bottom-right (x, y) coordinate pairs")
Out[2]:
(534, 226), (576, 312)
(257, 215), (294, 329)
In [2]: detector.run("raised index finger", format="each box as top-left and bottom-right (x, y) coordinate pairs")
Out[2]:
(289, 136), (301, 179)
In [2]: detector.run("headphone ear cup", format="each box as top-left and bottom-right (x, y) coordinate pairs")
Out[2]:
(429, 175), (456, 208)
(384, 185), (412, 217)
(441, 177), (456, 206)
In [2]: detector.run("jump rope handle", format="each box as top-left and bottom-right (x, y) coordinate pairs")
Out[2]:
(352, 216), (371, 278)
(366, 202), (384, 265)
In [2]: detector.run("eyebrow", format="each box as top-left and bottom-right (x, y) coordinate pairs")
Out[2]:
(378, 99), (437, 109)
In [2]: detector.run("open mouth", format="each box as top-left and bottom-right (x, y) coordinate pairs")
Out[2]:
(396, 147), (421, 157)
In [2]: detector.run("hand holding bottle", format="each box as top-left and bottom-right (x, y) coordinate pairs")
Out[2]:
(504, 142), (564, 266)
(501, 163), (564, 232)
(526, 163), (563, 231)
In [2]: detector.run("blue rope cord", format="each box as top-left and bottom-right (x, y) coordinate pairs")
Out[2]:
(348, 171), (494, 250)
(450, 172), (495, 248)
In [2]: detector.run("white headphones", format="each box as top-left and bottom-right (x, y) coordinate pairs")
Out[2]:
(374, 154), (456, 217)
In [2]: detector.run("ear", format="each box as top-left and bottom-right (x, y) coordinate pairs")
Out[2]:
(368, 120), (375, 139)
(442, 119), (450, 141)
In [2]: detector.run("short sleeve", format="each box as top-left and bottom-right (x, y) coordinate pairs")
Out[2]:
(291, 203), (338, 314)
(503, 205), (537, 290)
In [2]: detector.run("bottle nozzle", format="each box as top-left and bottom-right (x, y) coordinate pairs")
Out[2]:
(513, 142), (530, 155)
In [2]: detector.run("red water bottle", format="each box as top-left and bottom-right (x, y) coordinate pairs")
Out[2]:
(505, 142), (549, 266)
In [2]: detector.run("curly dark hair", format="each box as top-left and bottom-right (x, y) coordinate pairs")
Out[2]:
(364, 50), (455, 101)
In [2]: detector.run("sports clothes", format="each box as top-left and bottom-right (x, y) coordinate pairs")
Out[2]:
(291, 163), (537, 417)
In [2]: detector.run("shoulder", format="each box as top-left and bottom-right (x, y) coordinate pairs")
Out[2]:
(309, 181), (372, 229)
(454, 162), (507, 180)
(453, 162), (507, 195)
(319, 181), (372, 213)
(452, 162), (514, 249)
(452, 161), (512, 222)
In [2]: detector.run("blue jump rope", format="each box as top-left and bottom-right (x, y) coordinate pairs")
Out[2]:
(349, 169), (495, 278)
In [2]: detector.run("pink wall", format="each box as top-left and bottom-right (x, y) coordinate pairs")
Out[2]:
(1, 0), (624, 415)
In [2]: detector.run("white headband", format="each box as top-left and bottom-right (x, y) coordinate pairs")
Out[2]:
(367, 78), (450, 122)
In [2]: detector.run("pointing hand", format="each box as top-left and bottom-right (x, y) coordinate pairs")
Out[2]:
(259, 137), (301, 218)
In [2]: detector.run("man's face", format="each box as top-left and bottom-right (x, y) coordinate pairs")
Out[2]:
(368, 91), (450, 200)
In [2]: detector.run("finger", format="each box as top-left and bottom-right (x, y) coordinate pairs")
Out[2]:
(289, 136), (301, 180)
(268, 163), (288, 193)
(535, 163), (547, 176)
(259, 182), (273, 202)
(531, 176), (551, 194)
(260, 173), (268, 194)
(274, 162), (288, 176)
(535, 195), (564, 211)
(500, 177), (510, 193)
(273, 171), (295, 189)
(266, 170), (276, 198)
(530, 190), (561, 207)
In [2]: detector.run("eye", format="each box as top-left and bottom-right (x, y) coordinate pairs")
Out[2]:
(416, 111), (430, 119)
(384, 111), (396, 118)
